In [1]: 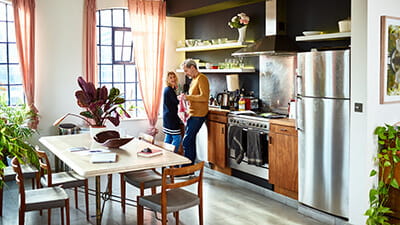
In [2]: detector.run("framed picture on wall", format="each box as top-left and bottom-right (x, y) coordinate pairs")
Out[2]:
(380, 15), (400, 104)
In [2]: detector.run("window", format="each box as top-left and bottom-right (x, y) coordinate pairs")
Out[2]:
(97, 8), (145, 117)
(0, 2), (24, 105)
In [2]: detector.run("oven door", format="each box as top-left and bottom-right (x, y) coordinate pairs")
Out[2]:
(228, 125), (269, 180)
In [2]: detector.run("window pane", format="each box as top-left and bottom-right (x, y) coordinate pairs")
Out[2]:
(100, 46), (112, 63)
(100, 10), (111, 26)
(112, 9), (123, 27)
(8, 43), (19, 63)
(126, 83), (136, 100)
(126, 65), (136, 82)
(99, 65), (112, 82)
(6, 4), (13, 21)
(7, 22), (15, 42)
(0, 22), (6, 42)
(0, 3), (6, 21)
(0, 86), (8, 102)
(114, 83), (124, 96)
(114, 30), (123, 45)
(10, 85), (23, 105)
(0, 44), (6, 63)
(100, 27), (111, 45)
(123, 32), (132, 46)
(0, 65), (7, 83)
(122, 47), (132, 62)
(124, 12), (130, 28)
(9, 65), (21, 84)
(113, 65), (124, 82)
(136, 101), (146, 117)
(96, 26), (99, 44)
(114, 47), (122, 61)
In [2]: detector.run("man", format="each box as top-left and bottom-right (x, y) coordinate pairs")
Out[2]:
(181, 59), (210, 166)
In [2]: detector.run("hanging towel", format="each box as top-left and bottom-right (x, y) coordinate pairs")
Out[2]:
(178, 97), (190, 125)
(247, 129), (264, 166)
(228, 125), (244, 164)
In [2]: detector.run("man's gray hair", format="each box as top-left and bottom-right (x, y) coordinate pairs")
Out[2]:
(182, 59), (197, 69)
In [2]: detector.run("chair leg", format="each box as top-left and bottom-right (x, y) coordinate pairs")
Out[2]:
(108, 174), (112, 196)
(48, 208), (51, 225)
(162, 209), (167, 225)
(31, 178), (35, 189)
(151, 186), (156, 195)
(137, 196), (143, 225)
(85, 180), (89, 221)
(19, 209), (24, 225)
(74, 187), (78, 209)
(120, 174), (126, 213)
(199, 204), (203, 225)
(66, 199), (70, 225)
(174, 212), (179, 225)
(140, 184), (145, 197)
(61, 207), (65, 225)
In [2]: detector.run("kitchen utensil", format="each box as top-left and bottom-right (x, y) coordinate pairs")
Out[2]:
(216, 92), (230, 109)
(302, 31), (323, 36)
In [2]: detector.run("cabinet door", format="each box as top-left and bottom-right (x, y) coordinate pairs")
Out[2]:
(269, 126), (298, 194)
(207, 121), (226, 168)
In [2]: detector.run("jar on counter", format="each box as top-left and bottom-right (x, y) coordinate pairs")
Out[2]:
(238, 94), (246, 111)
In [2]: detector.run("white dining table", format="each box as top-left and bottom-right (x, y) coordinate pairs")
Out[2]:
(39, 133), (190, 225)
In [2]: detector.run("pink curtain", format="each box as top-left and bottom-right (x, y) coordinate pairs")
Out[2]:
(84, 0), (97, 83)
(12, 0), (38, 129)
(127, 0), (166, 136)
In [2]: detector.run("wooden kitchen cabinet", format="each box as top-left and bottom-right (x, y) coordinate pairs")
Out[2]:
(207, 109), (231, 174)
(268, 119), (298, 200)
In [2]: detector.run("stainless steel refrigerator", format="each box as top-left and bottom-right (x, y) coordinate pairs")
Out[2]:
(296, 49), (350, 218)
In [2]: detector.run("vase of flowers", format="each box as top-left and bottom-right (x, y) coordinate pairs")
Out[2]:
(228, 12), (250, 43)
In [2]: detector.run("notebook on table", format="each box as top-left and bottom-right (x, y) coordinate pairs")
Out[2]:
(90, 152), (117, 163)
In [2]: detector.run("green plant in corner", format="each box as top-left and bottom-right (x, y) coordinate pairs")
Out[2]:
(0, 97), (39, 187)
(365, 124), (400, 225)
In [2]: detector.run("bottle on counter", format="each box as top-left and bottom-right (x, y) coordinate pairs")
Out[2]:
(238, 94), (246, 111)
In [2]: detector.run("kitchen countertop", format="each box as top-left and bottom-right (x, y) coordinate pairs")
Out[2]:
(269, 118), (296, 127)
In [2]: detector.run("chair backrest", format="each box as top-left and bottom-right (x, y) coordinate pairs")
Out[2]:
(35, 147), (53, 186)
(139, 132), (154, 144)
(154, 141), (175, 152)
(11, 157), (26, 205)
(162, 161), (204, 197)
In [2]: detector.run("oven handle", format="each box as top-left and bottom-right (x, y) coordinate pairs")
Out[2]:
(243, 127), (266, 135)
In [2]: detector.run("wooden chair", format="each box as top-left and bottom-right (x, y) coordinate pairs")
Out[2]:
(120, 140), (175, 213)
(35, 148), (89, 221)
(0, 161), (39, 216)
(137, 161), (204, 225)
(11, 157), (70, 225)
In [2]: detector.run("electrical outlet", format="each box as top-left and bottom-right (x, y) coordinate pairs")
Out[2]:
(354, 103), (363, 112)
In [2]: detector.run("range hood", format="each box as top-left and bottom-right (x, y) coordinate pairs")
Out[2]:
(232, 0), (297, 57)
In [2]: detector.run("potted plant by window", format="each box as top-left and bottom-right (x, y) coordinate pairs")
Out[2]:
(0, 97), (39, 186)
(54, 76), (131, 137)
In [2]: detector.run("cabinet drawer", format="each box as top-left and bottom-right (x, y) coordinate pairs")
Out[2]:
(270, 124), (297, 136)
(208, 113), (227, 123)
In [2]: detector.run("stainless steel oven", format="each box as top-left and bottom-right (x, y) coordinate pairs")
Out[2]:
(227, 114), (270, 180)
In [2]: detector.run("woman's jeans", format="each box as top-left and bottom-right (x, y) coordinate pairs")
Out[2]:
(182, 116), (206, 166)
(164, 133), (182, 153)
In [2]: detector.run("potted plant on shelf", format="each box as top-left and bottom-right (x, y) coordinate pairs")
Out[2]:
(0, 97), (39, 186)
(54, 76), (131, 136)
(365, 124), (400, 225)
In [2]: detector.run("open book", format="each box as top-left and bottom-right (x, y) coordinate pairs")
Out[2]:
(90, 152), (117, 163)
(137, 148), (163, 158)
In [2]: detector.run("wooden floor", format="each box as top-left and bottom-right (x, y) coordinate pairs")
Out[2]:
(0, 170), (326, 225)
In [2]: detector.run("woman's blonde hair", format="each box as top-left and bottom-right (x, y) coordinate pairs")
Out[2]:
(165, 71), (178, 87)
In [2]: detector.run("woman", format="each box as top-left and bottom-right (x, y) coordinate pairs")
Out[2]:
(162, 72), (182, 153)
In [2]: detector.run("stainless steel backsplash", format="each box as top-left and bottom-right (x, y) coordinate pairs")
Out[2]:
(259, 54), (296, 113)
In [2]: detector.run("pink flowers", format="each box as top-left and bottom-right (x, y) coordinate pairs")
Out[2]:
(228, 13), (250, 29)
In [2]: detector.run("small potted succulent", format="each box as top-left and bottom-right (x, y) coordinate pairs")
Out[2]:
(54, 76), (130, 136)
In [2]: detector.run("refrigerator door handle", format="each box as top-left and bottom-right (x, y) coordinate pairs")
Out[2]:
(296, 96), (304, 131)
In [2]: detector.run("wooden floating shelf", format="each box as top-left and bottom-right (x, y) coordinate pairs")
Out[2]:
(176, 42), (250, 52)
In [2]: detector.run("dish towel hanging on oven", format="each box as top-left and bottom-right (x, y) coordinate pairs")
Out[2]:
(247, 129), (264, 166)
(228, 125), (244, 164)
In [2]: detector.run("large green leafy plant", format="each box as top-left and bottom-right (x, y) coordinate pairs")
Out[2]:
(0, 98), (39, 186)
(365, 124), (400, 225)
(75, 76), (130, 127)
